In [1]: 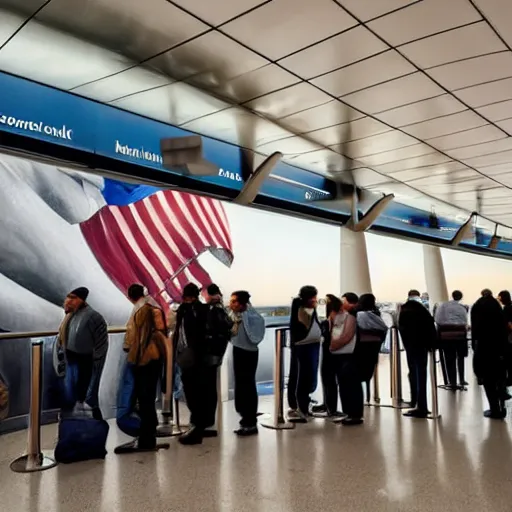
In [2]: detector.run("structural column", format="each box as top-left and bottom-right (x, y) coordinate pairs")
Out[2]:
(423, 245), (449, 311)
(340, 226), (372, 295)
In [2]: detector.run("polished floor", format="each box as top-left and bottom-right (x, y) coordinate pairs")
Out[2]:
(1, 361), (512, 512)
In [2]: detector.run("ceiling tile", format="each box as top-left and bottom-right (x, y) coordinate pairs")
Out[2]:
(243, 82), (331, 119)
(287, 149), (352, 174)
(359, 143), (439, 167)
(72, 66), (173, 102)
(311, 50), (414, 97)
(465, 149), (512, 168)
(347, 168), (392, 187)
(427, 52), (512, 91)
(35, 0), (209, 61)
(478, 162), (512, 176)
(342, 73), (443, 114)
(448, 138), (512, 160)
(375, 94), (466, 126)
(171, 0), (267, 26)
(477, 100), (512, 122)
(213, 64), (299, 103)
(0, 0), (47, 16)
(426, 125), (507, 151)
(472, 0), (512, 51)
(279, 25), (387, 79)
(368, 0), (481, 46)
(306, 117), (391, 146)
(337, 130), (418, 159)
(147, 31), (268, 84)
(0, 22), (133, 89)
(389, 161), (468, 181)
(496, 118), (512, 135)
(402, 110), (487, 138)
(0, 9), (27, 47)
(339, 0), (419, 22)
(279, 101), (364, 133)
(375, 151), (452, 173)
(455, 77), (512, 108)
(110, 81), (230, 125)
(399, 22), (505, 69)
(221, 0), (357, 60)
(257, 136), (319, 155)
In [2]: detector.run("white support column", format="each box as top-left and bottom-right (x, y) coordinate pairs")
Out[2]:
(340, 226), (372, 295)
(423, 245), (449, 311)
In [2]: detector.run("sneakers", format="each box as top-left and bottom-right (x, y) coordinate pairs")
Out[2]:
(484, 409), (507, 420)
(234, 426), (258, 437)
(311, 404), (327, 414)
(340, 417), (363, 426)
(288, 410), (308, 423)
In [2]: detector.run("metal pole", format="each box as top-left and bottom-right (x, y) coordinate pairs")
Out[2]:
(391, 327), (405, 408)
(157, 336), (183, 437)
(11, 340), (57, 473)
(215, 365), (223, 433)
(261, 329), (294, 430)
(428, 349), (441, 419)
(372, 361), (380, 403)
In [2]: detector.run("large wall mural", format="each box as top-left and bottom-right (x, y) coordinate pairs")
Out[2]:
(0, 153), (234, 432)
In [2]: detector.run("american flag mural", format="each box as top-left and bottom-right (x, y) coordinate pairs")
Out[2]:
(80, 180), (233, 310)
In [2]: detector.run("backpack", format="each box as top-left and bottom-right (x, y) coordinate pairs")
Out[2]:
(205, 304), (234, 365)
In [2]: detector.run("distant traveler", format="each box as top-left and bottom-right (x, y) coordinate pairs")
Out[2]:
(57, 287), (108, 420)
(174, 283), (210, 445)
(311, 294), (342, 417)
(116, 284), (168, 453)
(288, 286), (322, 422)
(471, 291), (508, 419)
(229, 290), (265, 436)
(398, 289), (437, 418)
(497, 290), (512, 390)
(330, 292), (363, 426)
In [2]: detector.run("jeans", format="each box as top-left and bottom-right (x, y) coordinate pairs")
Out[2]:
(181, 364), (218, 429)
(62, 351), (94, 410)
(133, 360), (161, 448)
(295, 344), (320, 416)
(233, 346), (259, 428)
(405, 345), (428, 411)
(320, 342), (338, 414)
(333, 354), (363, 419)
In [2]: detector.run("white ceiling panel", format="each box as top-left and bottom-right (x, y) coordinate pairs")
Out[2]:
(359, 143), (439, 167)
(375, 151), (453, 174)
(409, 169), (479, 188)
(426, 125), (507, 151)
(477, 100), (512, 122)
(110, 82), (230, 126)
(342, 73), (443, 114)
(279, 25), (387, 79)
(338, 130), (418, 159)
(339, 0), (419, 22)
(306, 117), (391, 146)
(72, 67), (173, 102)
(257, 136), (319, 155)
(288, 149), (353, 173)
(221, 0), (357, 60)
(402, 110), (487, 139)
(0, 9), (29, 47)
(472, 0), (512, 51)
(448, 138), (512, 161)
(496, 118), (512, 135)
(389, 161), (469, 182)
(0, 0), (47, 14)
(374, 94), (466, 127)
(311, 50), (415, 97)
(368, 0), (481, 46)
(171, 0), (267, 26)
(147, 31), (268, 84)
(36, 0), (209, 61)
(464, 150), (512, 169)
(0, 22), (133, 89)
(243, 82), (331, 119)
(280, 101), (364, 133)
(350, 167), (393, 187)
(214, 64), (299, 103)
(427, 52), (512, 91)
(478, 163), (512, 176)
(455, 77), (512, 108)
(399, 22), (505, 69)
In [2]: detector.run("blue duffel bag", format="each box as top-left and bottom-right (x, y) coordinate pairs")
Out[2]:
(54, 413), (109, 464)
(116, 359), (141, 438)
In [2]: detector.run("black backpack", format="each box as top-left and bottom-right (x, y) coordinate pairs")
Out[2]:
(205, 304), (233, 366)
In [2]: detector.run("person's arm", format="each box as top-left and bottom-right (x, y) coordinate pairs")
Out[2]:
(152, 307), (167, 334)
(330, 314), (356, 352)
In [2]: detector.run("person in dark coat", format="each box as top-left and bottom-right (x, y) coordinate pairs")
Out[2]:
(471, 290), (508, 419)
(497, 290), (512, 391)
(398, 289), (437, 418)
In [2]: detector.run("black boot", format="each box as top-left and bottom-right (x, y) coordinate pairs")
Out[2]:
(178, 426), (204, 445)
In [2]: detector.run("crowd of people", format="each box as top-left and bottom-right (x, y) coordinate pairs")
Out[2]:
(54, 282), (512, 457)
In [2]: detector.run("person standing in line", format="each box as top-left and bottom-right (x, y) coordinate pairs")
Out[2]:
(116, 284), (168, 453)
(398, 290), (437, 418)
(288, 286), (322, 423)
(497, 290), (512, 394)
(472, 290), (508, 419)
(435, 290), (469, 390)
(173, 283), (210, 445)
(229, 290), (265, 436)
(311, 295), (343, 417)
(330, 292), (363, 426)
(167, 303), (185, 402)
(57, 287), (108, 420)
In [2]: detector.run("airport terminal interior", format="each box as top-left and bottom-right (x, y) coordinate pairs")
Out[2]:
(3, 0), (512, 510)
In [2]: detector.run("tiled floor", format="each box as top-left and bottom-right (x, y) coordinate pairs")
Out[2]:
(1, 361), (512, 512)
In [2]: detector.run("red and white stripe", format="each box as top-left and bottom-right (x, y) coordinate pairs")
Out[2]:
(80, 190), (233, 310)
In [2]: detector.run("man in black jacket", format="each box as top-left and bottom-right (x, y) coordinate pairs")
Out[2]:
(398, 289), (437, 418)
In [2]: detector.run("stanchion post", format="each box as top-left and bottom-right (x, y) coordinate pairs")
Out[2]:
(11, 340), (57, 473)
(261, 329), (294, 430)
(372, 362), (380, 403)
(428, 349), (441, 420)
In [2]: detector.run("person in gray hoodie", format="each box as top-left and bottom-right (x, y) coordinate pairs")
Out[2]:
(229, 290), (265, 436)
